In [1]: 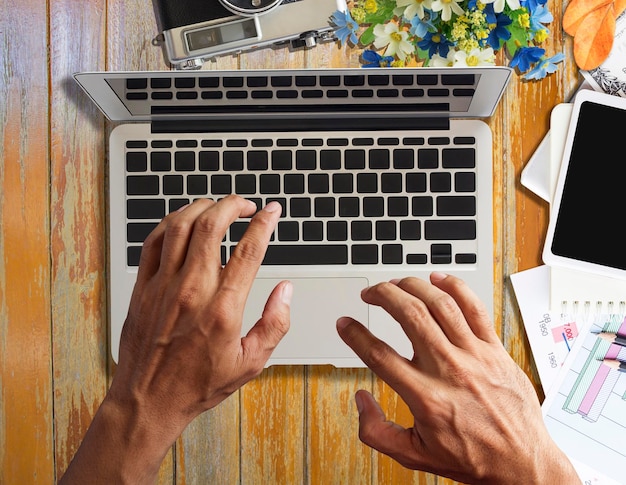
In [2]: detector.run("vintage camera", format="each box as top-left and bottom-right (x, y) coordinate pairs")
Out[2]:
(154, 0), (347, 69)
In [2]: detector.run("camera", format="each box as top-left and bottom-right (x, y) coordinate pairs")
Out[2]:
(154, 0), (348, 69)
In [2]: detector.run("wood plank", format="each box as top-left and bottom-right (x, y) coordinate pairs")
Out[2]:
(0, 0), (54, 481)
(48, 0), (109, 479)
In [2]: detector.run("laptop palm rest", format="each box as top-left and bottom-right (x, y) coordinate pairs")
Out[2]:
(242, 277), (369, 364)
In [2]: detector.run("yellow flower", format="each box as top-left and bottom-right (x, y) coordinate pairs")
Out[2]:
(518, 12), (530, 29)
(391, 59), (406, 67)
(351, 7), (366, 23)
(364, 0), (377, 13)
(534, 29), (548, 43)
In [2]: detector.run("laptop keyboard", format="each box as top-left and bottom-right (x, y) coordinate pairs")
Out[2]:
(124, 132), (479, 267)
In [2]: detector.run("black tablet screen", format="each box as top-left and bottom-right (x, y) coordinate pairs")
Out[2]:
(551, 100), (626, 270)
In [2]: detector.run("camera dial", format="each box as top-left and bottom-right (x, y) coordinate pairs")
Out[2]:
(219, 0), (283, 16)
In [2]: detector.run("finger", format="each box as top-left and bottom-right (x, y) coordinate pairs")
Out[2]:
(183, 195), (258, 275)
(239, 280), (292, 371)
(393, 276), (476, 349)
(136, 202), (194, 283)
(336, 316), (425, 394)
(355, 390), (426, 470)
(217, 201), (282, 310)
(429, 272), (499, 344)
(359, 281), (451, 355)
(157, 199), (216, 276)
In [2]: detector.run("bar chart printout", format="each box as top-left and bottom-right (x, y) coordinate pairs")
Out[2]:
(543, 315), (626, 483)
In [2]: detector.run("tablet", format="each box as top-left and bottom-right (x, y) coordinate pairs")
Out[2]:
(542, 89), (626, 280)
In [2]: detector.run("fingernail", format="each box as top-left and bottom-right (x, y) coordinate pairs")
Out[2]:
(281, 281), (293, 305)
(431, 272), (448, 282)
(175, 204), (190, 213)
(263, 201), (282, 213)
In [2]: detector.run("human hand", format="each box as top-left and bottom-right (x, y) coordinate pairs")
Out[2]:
(61, 196), (291, 484)
(336, 273), (580, 485)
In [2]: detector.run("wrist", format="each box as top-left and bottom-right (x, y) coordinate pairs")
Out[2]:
(60, 392), (177, 484)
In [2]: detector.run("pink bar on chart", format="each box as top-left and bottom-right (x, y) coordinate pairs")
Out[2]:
(578, 365), (610, 416)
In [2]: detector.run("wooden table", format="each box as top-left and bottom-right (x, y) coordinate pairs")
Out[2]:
(1, 1), (581, 483)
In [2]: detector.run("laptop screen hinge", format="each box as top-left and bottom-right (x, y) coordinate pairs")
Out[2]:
(150, 117), (450, 134)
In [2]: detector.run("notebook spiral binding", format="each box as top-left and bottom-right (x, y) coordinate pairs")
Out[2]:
(560, 299), (626, 318)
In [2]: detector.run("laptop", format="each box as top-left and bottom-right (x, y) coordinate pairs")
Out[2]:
(74, 67), (512, 367)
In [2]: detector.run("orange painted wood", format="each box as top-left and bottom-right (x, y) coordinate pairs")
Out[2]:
(0, 0), (54, 482)
(0, 0), (582, 482)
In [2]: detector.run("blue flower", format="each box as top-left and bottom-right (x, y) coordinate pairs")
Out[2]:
(523, 52), (565, 80)
(529, 5), (553, 32)
(521, 0), (547, 12)
(486, 13), (512, 49)
(362, 49), (394, 68)
(418, 31), (454, 58)
(410, 10), (439, 38)
(330, 10), (359, 46)
(510, 46), (545, 72)
(482, 3), (497, 24)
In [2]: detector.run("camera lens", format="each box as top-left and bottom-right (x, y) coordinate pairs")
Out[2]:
(219, 0), (282, 16)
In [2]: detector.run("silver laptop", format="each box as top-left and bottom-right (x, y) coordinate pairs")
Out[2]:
(74, 67), (511, 367)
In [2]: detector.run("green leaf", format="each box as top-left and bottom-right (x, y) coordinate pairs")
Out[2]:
(504, 23), (530, 58)
(359, 25), (376, 46)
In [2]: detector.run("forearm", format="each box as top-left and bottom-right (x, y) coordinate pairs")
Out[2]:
(59, 395), (176, 485)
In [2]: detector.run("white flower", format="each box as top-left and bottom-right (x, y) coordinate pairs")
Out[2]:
(454, 47), (496, 66)
(430, 49), (457, 67)
(430, 0), (465, 21)
(394, 0), (433, 20)
(373, 22), (414, 61)
(481, 0), (520, 13)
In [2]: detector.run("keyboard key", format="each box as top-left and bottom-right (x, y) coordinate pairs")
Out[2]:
(357, 173), (377, 193)
(235, 174), (256, 194)
(230, 221), (249, 242)
(126, 152), (147, 172)
(188, 175), (208, 195)
(259, 174), (280, 194)
(327, 221), (347, 241)
(296, 150), (317, 170)
(382, 244), (403, 264)
(431, 244), (452, 264)
(352, 245), (378, 264)
(223, 151), (244, 171)
(393, 149), (414, 169)
(369, 149), (390, 169)
(247, 151), (269, 171)
(407, 253), (428, 264)
(430, 172), (452, 192)
(388, 197), (409, 217)
(320, 150), (341, 170)
(127, 246), (142, 266)
(455, 172), (476, 192)
(163, 175), (184, 195)
(442, 148), (475, 168)
(278, 221), (299, 241)
(127, 175), (159, 195)
(333, 173), (353, 193)
(284, 173), (305, 194)
(456, 253), (477, 264)
(381, 173), (403, 193)
(345, 150), (366, 169)
(272, 150), (292, 170)
(400, 220), (421, 240)
(308, 174), (329, 194)
(127, 199), (166, 220)
(199, 151), (219, 171)
(351, 221), (372, 241)
(339, 197), (360, 217)
(411, 196), (433, 216)
(169, 199), (190, 213)
(151, 152), (171, 171)
(314, 197), (335, 217)
(210, 174), (231, 195)
(363, 197), (384, 217)
(263, 245), (348, 265)
(437, 196), (476, 216)
(406, 173), (427, 193)
(376, 221), (396, 241)
(127, 222), (158, 243)
(418, 149), (438, 169)
(303, 221), (323, 241)
(175, 151), (195, 171)
(425, 220), (476, 240)
(265, 198), (286, 217)
(290, 198), (311, 217)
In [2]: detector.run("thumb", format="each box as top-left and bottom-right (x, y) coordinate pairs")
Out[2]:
(241, 280), (292, 363)
(355, 390), (423, 468)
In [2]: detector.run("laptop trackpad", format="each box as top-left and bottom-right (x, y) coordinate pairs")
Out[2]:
(242, 277), (369, 362)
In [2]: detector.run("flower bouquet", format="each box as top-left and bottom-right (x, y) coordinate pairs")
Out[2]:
(331, 0), (565, 80)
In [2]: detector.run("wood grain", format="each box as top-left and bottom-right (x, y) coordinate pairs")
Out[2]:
(0, 0), (582, 482)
